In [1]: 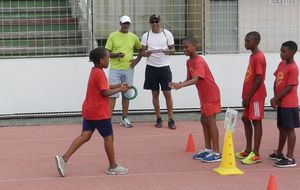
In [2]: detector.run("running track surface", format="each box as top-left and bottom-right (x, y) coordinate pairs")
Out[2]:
(1, 119), (300, 190)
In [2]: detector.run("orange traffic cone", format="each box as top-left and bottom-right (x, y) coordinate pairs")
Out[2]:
(185, 133), (196, 153)
(267, 175), (278, 190)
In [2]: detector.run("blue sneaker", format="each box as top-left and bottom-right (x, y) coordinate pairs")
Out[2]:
(192, 149), (211, 160)
(201, 152), (222, 163)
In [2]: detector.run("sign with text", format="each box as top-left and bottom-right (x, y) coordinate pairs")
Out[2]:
(270, 0), (297, 5)
(224, 108), (238, 133)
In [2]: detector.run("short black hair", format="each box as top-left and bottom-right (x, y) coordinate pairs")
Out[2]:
(282, 41), (298, 54)
(182, 36), (198, 46)
(246, 31), (261, 43)
(89, 47), (107, 64)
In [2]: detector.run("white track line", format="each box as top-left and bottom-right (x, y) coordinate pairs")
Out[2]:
(1, 167), (299, 183)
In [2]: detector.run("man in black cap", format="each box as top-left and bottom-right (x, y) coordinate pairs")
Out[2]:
(140, 14), (176, 129)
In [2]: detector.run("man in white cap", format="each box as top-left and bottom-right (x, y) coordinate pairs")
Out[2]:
(105, 15), (142, 128)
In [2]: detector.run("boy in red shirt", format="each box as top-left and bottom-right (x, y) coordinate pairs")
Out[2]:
(269, 41), (299, 168)
(55, 47), (129, 176)
(169, 36), (221, 162)
(236, 31), (267, 165)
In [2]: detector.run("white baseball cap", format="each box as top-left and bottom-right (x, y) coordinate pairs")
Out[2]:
(120, 15), (131, 24)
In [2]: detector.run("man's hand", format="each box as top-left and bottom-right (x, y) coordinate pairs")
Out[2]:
(144, 50), (152, 57)
(163, 49), (172, 55)
(115, 52), (125, 58)
(130, 59), (139, 68)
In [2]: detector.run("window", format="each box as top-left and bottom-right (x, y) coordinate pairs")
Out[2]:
(1, 0), (299, 58)
(0, 0), (92, 58)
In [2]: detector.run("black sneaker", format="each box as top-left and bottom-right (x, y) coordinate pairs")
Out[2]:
(274, 157), (296, 168)
(268, 150), (284, 161)
(155, 117), (163, 128)
(168, 119), (176, 129)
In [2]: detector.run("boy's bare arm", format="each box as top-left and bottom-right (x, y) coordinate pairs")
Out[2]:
(242, 74), (262, 107)
(272, 85), (293, 103)
(102, 83), (129, 96)
(169, 77), (199, 90)
(109, 84), (122, 89)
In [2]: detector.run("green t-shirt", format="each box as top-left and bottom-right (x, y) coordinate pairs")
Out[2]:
(105, 31), (142, 70)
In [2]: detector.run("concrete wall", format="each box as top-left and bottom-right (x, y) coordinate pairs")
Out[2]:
(1, 53), (299, 115)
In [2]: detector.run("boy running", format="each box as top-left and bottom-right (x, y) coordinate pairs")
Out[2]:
(55, 47), (129, 176)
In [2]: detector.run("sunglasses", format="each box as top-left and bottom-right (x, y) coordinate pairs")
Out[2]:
(150, 20), (159, 24)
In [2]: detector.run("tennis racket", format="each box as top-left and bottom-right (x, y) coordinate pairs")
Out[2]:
(122, 86), (138, 100)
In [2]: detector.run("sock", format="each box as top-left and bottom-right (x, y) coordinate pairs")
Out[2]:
(214, 152), (221, 155)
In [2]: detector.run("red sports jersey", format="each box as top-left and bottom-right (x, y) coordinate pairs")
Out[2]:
(186, 55), (220, 105)
(242, 50), (267, 100)
(82, 67), (110, 120)
(274, 61), (299, 107)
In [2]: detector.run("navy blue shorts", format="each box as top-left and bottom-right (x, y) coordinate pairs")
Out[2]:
(144, 65), (172, 91)
(82, 119), (113, 137)
(277, 107), (300, 128)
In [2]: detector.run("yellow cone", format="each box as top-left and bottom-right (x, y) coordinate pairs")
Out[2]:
(214, 129), (244, 175)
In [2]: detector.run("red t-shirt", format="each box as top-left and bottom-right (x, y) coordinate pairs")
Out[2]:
(186, 55), (220, 104)
(242, 51), (267, 100)
(274, 61), (299, 108)
(82, 67), (110, 120)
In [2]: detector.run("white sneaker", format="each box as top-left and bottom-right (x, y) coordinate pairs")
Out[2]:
(106, 165), (128, 175)
(55, 155), (66, 177)
(120, 117), (133, 128)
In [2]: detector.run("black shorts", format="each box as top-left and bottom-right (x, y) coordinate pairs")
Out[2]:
(143, 65), (172, 91)
(277, 107), (300, 128)
(82, 119), (113, 137)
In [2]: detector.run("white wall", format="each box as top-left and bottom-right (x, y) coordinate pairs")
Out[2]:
(1, 53), (299, 115)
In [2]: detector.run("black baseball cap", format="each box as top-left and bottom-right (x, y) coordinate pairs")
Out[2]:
(149, 14), (160, 22)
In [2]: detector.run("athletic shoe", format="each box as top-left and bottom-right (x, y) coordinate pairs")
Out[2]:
(155, 117), (163, 128)
(235, 150), (250, 159)
(55, 155), (66, 177)
(241, 152), (262, 165)
(268, 150), (284, 161)
(120, 117), (133, 128)
(106, 165), (128, 175)
(201, 152), (222, 163)
(168, 119), (176, 129)
(192, 149), (212, 160)
(274, 157), (296, 168)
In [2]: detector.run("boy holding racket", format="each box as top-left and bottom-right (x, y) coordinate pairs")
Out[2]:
(269, 41), (299, 168)
(169, 36), (221, 162)
(55, 47), (129, 176)
(235, 31), (267, 165)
